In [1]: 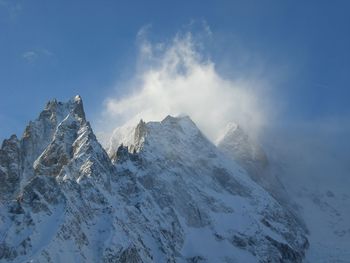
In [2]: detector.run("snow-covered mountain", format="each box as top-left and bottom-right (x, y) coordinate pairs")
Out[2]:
(0, 96), (309, 262)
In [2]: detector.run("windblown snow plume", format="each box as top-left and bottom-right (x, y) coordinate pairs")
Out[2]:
(100, 30), (269, 142)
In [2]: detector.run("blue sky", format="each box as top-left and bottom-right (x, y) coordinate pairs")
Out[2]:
(1, 0), (349, 142)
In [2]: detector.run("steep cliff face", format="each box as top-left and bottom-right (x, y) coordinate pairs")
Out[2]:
(0, 97), (308, 263)
(0, 135), (21, 199)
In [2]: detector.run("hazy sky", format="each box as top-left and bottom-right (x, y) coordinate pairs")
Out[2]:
(1, 0), (349, 142)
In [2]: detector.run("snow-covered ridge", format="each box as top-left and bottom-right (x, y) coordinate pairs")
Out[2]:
(0, 96), (309, 262)
(107, 115), (202, 156)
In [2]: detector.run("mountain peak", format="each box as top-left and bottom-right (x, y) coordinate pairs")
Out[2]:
(107, 115), (202, 156)
(160, 115), (200, 136)
(215, 122), (239, 144)
(73, 94), (82, 102)
(2, 134), (19, 146)
(68, 95), (86, 122)
(161, 114), (191, 123)
(39, 95), (86, 125)
(217, 122), (268, 169)
(161, 114), (194, 125)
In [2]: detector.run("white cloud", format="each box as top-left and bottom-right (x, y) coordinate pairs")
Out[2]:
(99, 30), (271, 142)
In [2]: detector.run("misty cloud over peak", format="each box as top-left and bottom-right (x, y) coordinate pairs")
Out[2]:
(99, 29), (270, 143)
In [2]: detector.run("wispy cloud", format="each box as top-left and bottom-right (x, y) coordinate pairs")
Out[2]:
(22, 51), (38, 63)
(0, 0), (22, 19)
(22, 48), (54, 63)
(98, 26), (272, 142)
